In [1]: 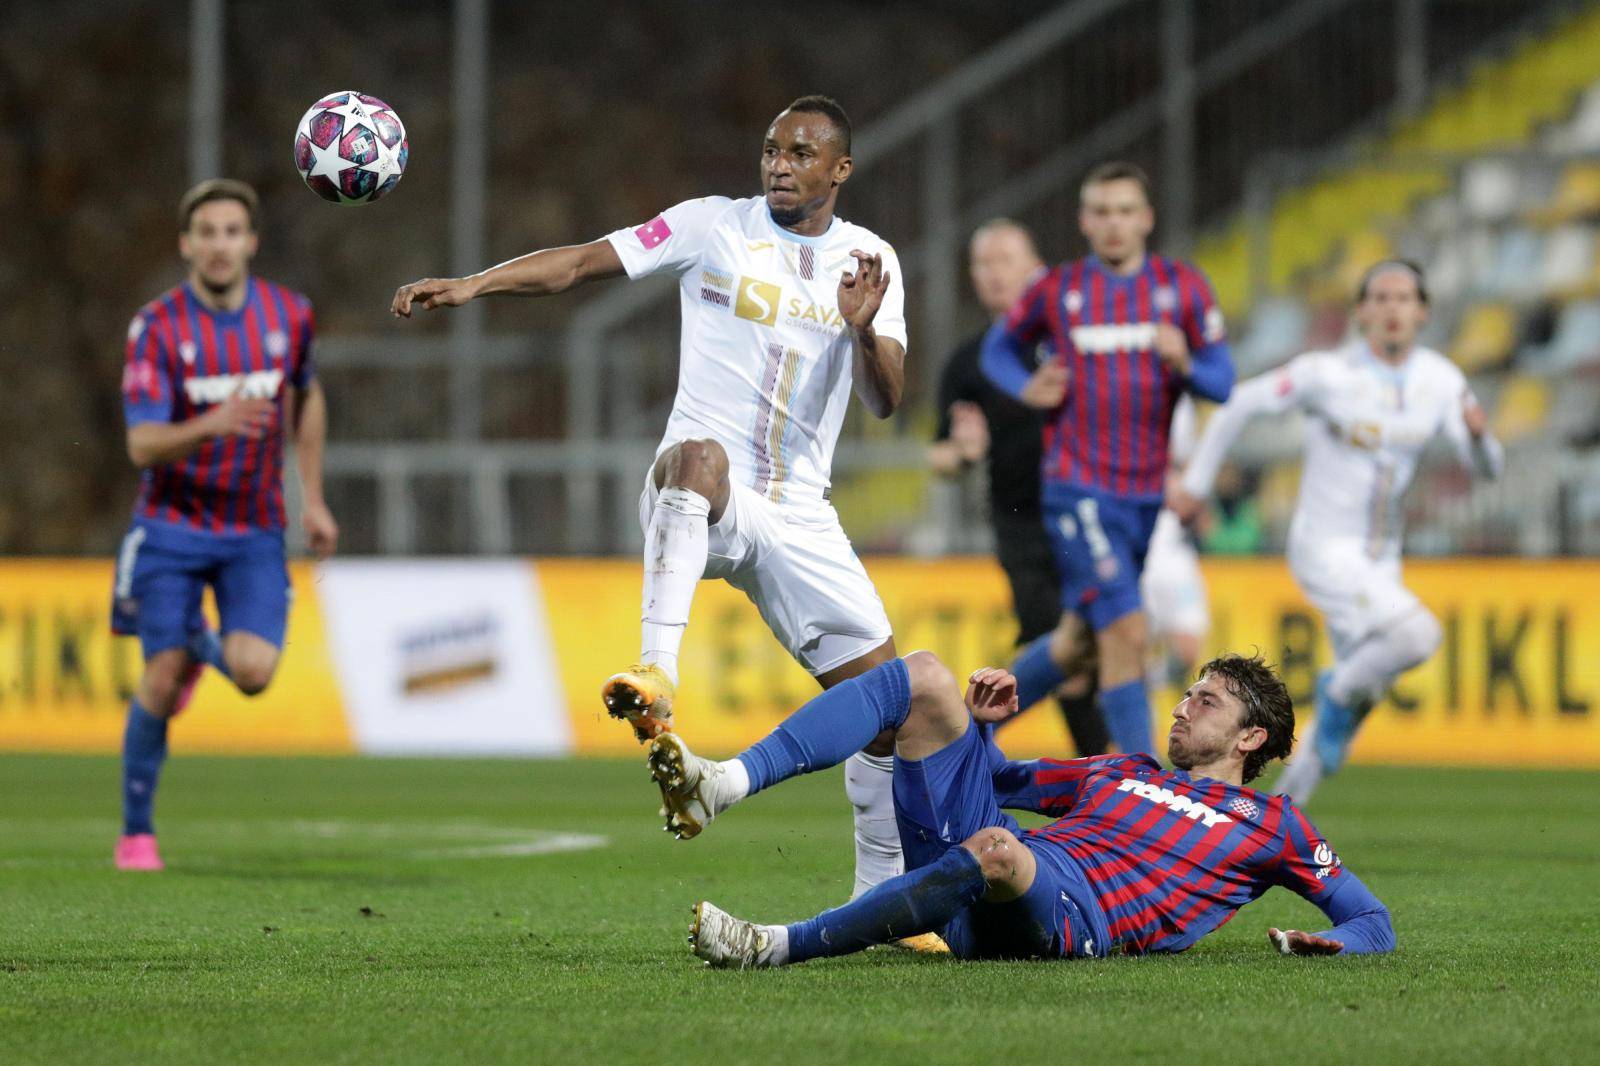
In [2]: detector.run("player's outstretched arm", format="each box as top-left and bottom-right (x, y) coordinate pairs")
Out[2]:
(391, 239), (625, 317)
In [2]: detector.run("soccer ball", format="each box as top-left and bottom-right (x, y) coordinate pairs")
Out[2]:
(293, 91), (408, 204)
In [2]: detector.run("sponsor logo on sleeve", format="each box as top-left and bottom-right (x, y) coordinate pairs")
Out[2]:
(634, 215), (673, 250)
(1312, 842), (1342, 879)
(1204, 306), (1226, 343)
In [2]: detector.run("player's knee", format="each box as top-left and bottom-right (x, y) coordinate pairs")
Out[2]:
(960, 827), (1025, 888)
(666, 438), (729, 487)
(902, 650), (957, 707)
(1395, 609), (1442, 670)
(137, 653), (187, 716)
(228, 656), (278, 697)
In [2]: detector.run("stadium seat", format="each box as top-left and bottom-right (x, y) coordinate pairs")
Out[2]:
(1525, 161), (1600, 226)
(1530, 299), (1600, 372)
(1539, 224), (1597, 296)
(1449, 303), (1518, 373)
(1491, 377), (1551, 443)
(1481, 228), (1545, 301)
(1460, 158), (1522, 222)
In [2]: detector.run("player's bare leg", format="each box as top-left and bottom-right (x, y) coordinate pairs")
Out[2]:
(221, 631), (280, 696)
(604, 438), (732, 742)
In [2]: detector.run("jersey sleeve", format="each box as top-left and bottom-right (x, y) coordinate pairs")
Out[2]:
(1439, 368), (1504, 480)
(1273, 803), (1395, 954)
(992, 753), (1139, 815)
(604, 196), (732, 280)
(291, 297), (316, 389)
(871, 242), (908, 350)
(1180, 353), (1327, 498)
(980, 268), (1057, 400)
(121, 313), (174, 427)
(1177, 264), (1233, 403)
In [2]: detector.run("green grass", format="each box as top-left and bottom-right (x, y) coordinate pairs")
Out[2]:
(1, 756), (1596, 1064)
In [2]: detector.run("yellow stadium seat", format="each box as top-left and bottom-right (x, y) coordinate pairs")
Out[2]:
(1491, 377), (1551, 443)
(1526, 162), (1600, 226)
(1449, 304), (1517, 373)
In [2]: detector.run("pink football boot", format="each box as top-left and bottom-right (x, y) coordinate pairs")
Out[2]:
(114, 833), (164, 871)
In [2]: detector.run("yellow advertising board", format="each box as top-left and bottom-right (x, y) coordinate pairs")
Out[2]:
(545, 557), (1600, 767)
(0, 561), (352, 754)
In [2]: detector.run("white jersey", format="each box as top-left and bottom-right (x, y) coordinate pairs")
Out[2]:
(607, 196), (907, 520)
(1182, 340), (1503, 561)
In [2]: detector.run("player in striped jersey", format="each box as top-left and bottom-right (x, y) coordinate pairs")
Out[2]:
(980, 162), (1233, 759)
(112, 180), (337, 871)
(645, 650), (1392, 966)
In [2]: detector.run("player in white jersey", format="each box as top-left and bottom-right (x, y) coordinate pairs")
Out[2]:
(1141, 395), (1210, 682)
(1170, 261), (1503, 804)
(392, 96), (914, 898)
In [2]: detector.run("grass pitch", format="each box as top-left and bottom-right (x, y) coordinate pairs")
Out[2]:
(1, 754), (1595, 1064)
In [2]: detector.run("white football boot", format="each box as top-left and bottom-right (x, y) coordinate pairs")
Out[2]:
(647, 733), (740, 840)
(689, 901), (783, 969)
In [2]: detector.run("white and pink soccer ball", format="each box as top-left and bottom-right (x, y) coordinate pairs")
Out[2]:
(293, 91), (408, 204)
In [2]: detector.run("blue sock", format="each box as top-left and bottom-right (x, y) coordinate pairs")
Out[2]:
(737, 658), (910, 795)
(186, 628), (231, 680)
(122, 699), (169, 835)
(1101, 678), (1153, 755)
(1010, 634), (1066, 711)
(787, 845), (987, 962)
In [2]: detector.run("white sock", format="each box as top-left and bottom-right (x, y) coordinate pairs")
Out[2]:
(845, 751), (903, 898)
(1329, 609), (1443, 710)
(761, 923), (790, 966)
(716, 758), (751, 805)
(640, 487), (711, 685)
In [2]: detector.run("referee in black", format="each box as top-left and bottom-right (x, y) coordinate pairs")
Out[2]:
(928, 219), (1108, 756)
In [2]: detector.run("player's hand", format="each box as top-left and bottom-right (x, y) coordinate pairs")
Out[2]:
(302, 499), (339, 561)
(838, 250), (891, 331)
(1166, 483), (1205, 528)
(1461, 387), (1489, 438)
(949, 401), (990, 462)
(392, 276), (479, 317)
(205, 390), (275, 439)
(1020, 362), (1069, 409)
(965, 667), (1020, 724)
(1267, 927), (1344, 956)
(1155, 322), (1191, 375)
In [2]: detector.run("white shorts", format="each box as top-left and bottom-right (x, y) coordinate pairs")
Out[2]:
(639, 473), (892, 675)
(1141, 511), (1209, 638)
(1288, 535), (1424, 658)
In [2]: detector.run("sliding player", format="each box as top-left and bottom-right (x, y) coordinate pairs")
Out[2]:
(1170, 260), (1503, 804)
(114, 179), (336, 870)
(642, 651), (1393, 966)
(393, 96), (912, 897)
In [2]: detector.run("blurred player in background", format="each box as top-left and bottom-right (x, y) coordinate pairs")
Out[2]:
(1171, 261), (1503, 804)
(1140, 395), (1210, 688)
(928, 219), (1108, 757)
(642, 651), (1392, 967)
(393, 96), (914, 898)
(114, 179), (337, 871)
(981, 162), (1233, 757)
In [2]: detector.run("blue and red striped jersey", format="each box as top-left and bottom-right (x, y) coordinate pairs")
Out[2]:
(121, 277), (315, 534)
(986, 255), (1232, 500)
(1003, 753), (1350, 955)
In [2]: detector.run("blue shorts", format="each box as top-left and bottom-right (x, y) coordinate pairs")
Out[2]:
(893, 724), (1108, 960)
(1042, 482), (1162, 631)
(110, 518), (290, 658)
